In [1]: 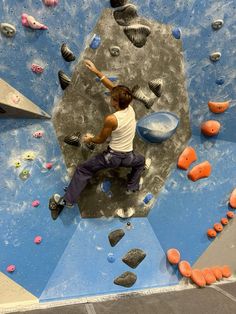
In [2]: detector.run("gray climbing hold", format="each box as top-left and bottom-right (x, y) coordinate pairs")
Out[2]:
(61, 43), (76, 62)
(0, 23), (16, 37)
(114, 271), (137, 287)
(132, 85), (155, 109)
(124, 24), (151, 48)
(212, 19), (224, 30)
(108, 229), (125, 247)
(110, 0), (128, 8)
(58, 70), (71, 90)
(148, 79), (162, 97)
(113, 4), (138, 26)
(122, 248), (146, 268)
(109, 46), (120, 57)
(210, 52), (221, 62)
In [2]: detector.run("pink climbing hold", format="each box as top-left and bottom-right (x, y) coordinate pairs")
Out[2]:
(32, 200), (40, 207)
(31, 64), (44, 74)
(33, 130), (44, 138)
(43, 0), (59, 6)
(7, 265), (16, 273)
(45, 162), (53, 169)
(34, 236), (42, 244)
(21, 13), (48, 30)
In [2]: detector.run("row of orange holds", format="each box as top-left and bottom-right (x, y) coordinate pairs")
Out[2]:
(167, 249), (232, 287)
(207, 188), (236, 238)
(177, 147), (211, 181)
(191, 265), (232, 287)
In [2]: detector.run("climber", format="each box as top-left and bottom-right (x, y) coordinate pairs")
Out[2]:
(49, 60), (146, 220)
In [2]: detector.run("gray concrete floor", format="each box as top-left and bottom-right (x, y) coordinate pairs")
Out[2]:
(11, 282), (236, 314)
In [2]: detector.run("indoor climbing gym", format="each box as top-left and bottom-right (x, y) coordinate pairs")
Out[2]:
(0, 1), (236, 314)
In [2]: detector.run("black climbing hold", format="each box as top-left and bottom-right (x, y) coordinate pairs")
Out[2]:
(212, 19), (224, 30)
(108, 229), (125, 247)
(109, 46), (121, 57)
(148, 79), (162, 97)
(110, 0), (128, 8)
(114, 271), (137, 287)
(113, 4), (138, 26)
(58, 70), (71, 90)
(122, 248), (146, 268)
(64, 132), (81, 147)
(124, 24), (151, 48)
(132, 85), (155, 109)
(61, 43), (76, 62)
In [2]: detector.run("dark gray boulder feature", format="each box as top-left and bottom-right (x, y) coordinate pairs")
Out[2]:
(108, 229), (125, 247)
(132, 85), (155, 109)
(114, 271), (137, 287)
(113, 4), (138, 26)
(148, 79), (163, 97)
(110, 0), (128, 8)
(122, 248), (146, 268)
(58, 70), (71, 90)
(124, 24), (151, 48)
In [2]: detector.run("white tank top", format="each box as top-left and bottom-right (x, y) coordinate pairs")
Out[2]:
(109, 105), (136, 152)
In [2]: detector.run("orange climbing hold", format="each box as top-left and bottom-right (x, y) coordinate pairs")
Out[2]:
(221, 265), (232, 278)
(221, 217), (229, 226)
(227, 211), (234, 219)
(187, 161), (211, 181)
(166, 248), (181, 265)
(229, 188), (236, 208)
(201, 120), (221, 137)
(211, 266), (223, 280)
(202, 268), (216, 285)
(208, 101), (229, 113)
(191, 269), (206, 288)
(207, 229), (217, 238)
(178, 260), (192, 277)
(214, 223), (223, 232)
(177, 147), (197, 170)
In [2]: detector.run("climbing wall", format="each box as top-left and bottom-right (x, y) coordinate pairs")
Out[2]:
(53, 8), (191, 218)
(0, 0), (236, 309)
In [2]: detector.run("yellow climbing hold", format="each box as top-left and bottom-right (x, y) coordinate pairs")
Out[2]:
(22, 151), (35, 160)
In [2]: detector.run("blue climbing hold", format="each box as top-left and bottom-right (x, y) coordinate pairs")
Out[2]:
(136, 111), (179, 144)
(90, 34), (101, 49)
(107, 253), (116, 263)
(172, 28), (181, 39)
(143, 193), (154, 205)
(101, 179), (112, 193)
(215, 77), (225, 85)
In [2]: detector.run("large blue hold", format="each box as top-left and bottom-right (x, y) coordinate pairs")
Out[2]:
(136, 111), (179, 144)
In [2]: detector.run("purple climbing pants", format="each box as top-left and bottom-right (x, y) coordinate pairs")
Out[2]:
(64, 147), (145, 204)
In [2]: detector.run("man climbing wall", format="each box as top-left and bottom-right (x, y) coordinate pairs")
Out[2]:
(49, 60), (146, 220)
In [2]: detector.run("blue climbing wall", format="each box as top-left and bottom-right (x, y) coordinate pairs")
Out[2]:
(0, 0), (236, 303)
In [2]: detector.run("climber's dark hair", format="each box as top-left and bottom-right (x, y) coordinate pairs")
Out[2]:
(111, 85), (133, 109)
